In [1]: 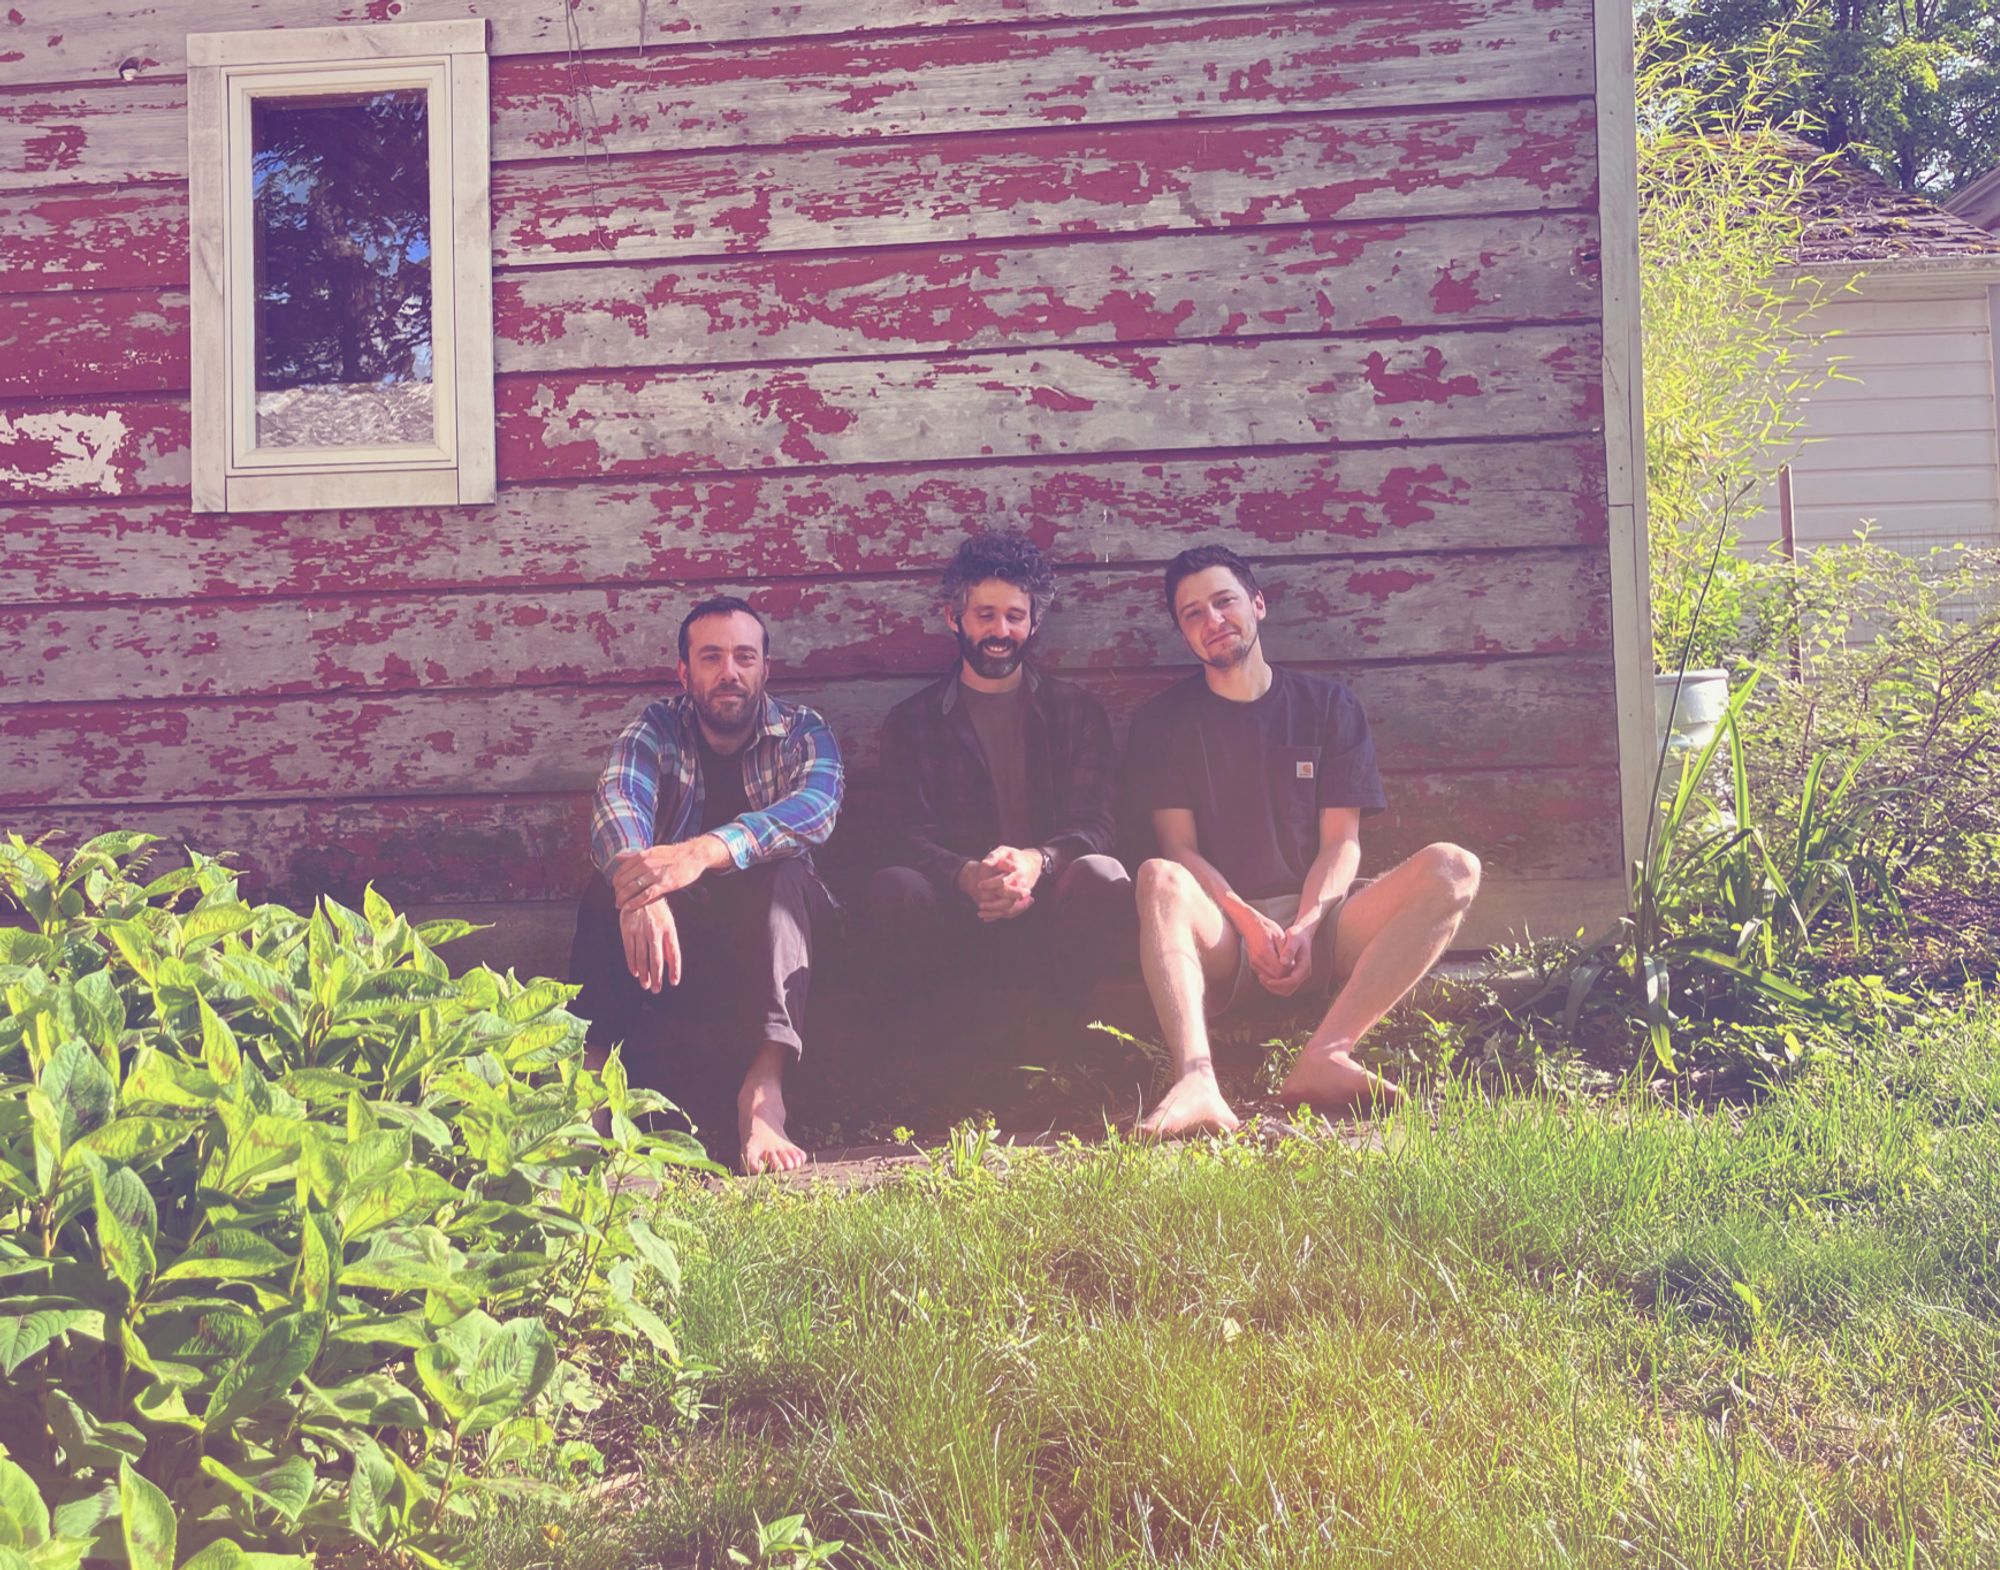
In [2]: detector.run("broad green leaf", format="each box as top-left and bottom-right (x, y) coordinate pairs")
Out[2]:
(0, 1309), (96, 1376)
(0, 931), (54, 968)
(299, 1371), (427, 1431)
(70, 971), (123, 1052)
(0, 1457), (49, 1546)
(121, 1051), (219, 1111)
(39, 1038), (116, 1154)
(277, 1069), (362, 1106)
(413, 918), (483, 948)
(197, 1455), (313, 1528)
(497, 981), (575, 1024)
(48, 1482), (117, 1544)
(156, 1228), (289, 1285)
(180, 904), (255, 952)
(362, 884), (395, 933)
(71, 831), (158, 866)
(87, 1158), (157, 1297)
(0, 841), (57, 925)
(197, 998), (240, 1085)
(98, 922), (158, 985)
(26, 1539), (89, 1570)
(624, 1217), (682, 1296)
(296, 1213), (338, 1312)
(177, 1539), (310, 1570)
(116, 1461), (174, 1570)
(344, 1439), (397, 1547)
(45, 1392), (146, 1473)
(73, 1117), (190, 1168)
(203, 1311), (325, 1434)
(216, 1115), (304, 1196)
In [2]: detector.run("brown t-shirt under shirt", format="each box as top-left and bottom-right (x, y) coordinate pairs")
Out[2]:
(957, 679), (1032, 850)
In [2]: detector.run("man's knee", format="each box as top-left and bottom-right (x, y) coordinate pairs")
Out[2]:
(1136, 857), (1199, 923)
(865, 864), (936, 919)
(1052, 853), (1132, 906)
(1419, 842), (1482, 909)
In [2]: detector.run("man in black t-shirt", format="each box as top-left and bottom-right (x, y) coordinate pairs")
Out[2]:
(1125, 545), (1482, 1137)
(868, 531), (1131, 1024)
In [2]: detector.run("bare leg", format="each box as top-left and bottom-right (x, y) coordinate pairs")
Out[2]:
(738, 1042), (808, 1174)
(1279, 843), (1481, 1112)
(1134, 859), (1245, 1138)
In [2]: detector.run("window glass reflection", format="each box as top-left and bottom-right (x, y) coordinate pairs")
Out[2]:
(251, 89), (433, 450)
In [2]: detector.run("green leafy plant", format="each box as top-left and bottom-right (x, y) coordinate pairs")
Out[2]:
(1556, 673), (1888, 1072)
(0, 833), (715, 1568)
(1638, 11), (1854, 671)
(726, 1512), (845, 1568)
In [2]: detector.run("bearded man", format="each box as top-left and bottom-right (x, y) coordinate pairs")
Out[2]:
(1126, 545), (1482, 1138)
(567, 596), (842, 1174)
(865, 530), (1131, 1030)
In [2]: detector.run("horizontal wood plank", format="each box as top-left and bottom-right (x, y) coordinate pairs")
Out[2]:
(494, 101), (1598, 266)
(0, 0), (1591, 188)
(1, 104), (1596, 291)
(0, 181), (189, 291)
(0, 550), (1612, 703)
(9, 214), (1603, 397)
(0, 288), (189, 396)
(0, 654), (1619, 805)
(0, 326), (1603, 499)
(0, 438), (1610, 601)
(0, 0), (1330, 89)
(498, 329), (1605, 480)
(8, 764), (1622, 906)
(0, 397), (186, 501)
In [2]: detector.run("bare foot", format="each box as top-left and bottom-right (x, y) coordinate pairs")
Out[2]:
(738, 1066), (808, 1175)
(1277, 1046), (1402, 1114)
(1138, 1069), (1243, 1140)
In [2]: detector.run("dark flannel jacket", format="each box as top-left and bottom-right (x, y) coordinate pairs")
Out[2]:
(878, 665), (1119, 896)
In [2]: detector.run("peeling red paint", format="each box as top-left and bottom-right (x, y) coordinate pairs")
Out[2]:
(1346, 566), (1437, 602)
(1361, 346), (1482, 406)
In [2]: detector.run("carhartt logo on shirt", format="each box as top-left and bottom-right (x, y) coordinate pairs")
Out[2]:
(1296, 761), (1315, 779)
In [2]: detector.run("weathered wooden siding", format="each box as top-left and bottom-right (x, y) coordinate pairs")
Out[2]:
(1, 0), (1632, 954)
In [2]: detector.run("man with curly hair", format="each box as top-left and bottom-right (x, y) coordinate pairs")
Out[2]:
(867, 530), (1132, 1029)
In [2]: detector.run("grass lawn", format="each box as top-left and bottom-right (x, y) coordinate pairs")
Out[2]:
(481, 995), (2000, 1569)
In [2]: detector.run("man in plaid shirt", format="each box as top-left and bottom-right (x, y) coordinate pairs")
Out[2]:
(867, 531), (1132, 1031)
(568, 595), (842, 1174)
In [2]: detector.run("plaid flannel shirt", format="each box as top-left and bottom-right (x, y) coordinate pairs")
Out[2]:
(879, 664), (1118, 895)
(589, 692), (844, 876)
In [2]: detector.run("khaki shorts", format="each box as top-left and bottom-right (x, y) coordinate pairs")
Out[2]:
(1208, 888), (1361, 1020)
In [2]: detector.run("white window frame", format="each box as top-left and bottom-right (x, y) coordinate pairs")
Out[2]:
(187, 20), (494, 514)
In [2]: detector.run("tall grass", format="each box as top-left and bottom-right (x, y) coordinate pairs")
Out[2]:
(483, 998), (2000, 1568)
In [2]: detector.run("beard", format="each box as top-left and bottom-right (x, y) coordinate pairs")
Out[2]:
(1198, 622), (1259, 671)
(956, 626), (1032, 681)
(691, 677), (763, 740)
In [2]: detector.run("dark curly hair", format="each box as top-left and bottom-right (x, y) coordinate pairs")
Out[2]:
(941, 529), (1058, 620)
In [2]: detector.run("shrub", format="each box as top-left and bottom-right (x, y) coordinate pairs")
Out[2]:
(0, 833), (712, 1569)
(1637, 13), (1851, 671)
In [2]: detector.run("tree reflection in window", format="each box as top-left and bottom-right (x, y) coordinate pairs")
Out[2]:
(251, 89), (434, 449)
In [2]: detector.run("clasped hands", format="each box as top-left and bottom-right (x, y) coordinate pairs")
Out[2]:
(1234, 903), (1317, 997)
(956, 845), (1044, 922)
(608, 837), (729, 993)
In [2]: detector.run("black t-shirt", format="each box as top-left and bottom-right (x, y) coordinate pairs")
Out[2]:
(1126, 665), (1387, 899)
(696, 730), (752, 834)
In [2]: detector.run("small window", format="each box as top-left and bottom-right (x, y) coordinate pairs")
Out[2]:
(187, 21), (493, 513)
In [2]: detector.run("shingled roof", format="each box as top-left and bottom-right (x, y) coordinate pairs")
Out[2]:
(1789, 143), (2000, 265)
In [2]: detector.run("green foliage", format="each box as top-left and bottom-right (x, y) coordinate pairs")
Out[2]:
(1638, 12), (1850, 672)
(0, 833), (716, 1568)
(1735, 533), (2000, 891)
(1641, 0), (2000, 197)
(1554, 671), (1896, 1072)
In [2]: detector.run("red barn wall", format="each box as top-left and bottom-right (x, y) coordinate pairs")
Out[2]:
(0, 0), (1638, 961)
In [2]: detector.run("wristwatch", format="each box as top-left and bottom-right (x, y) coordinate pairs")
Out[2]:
(1035, 846), (1056, 883)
